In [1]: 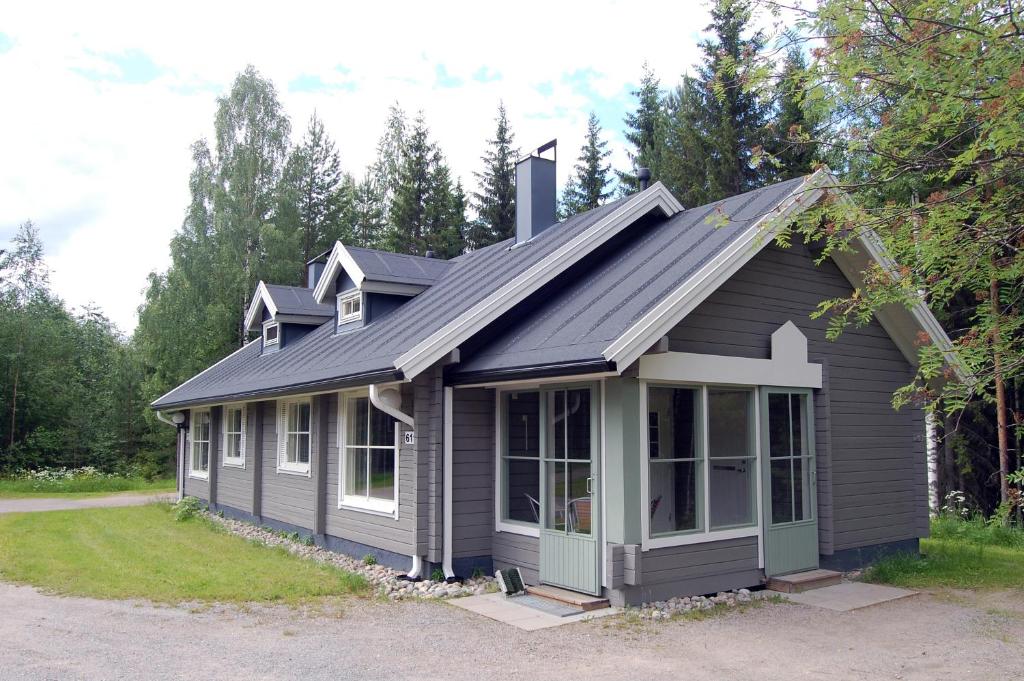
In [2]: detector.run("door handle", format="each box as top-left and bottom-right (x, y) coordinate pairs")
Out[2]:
(586, 477), (592, 495)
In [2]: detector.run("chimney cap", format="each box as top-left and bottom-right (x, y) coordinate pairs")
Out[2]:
(638, 167), (652, 191)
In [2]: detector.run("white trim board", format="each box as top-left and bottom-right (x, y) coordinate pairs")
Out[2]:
(396, 182), (683, 380)
(313, 241), (368, 303)
(244, 281), (277, 334)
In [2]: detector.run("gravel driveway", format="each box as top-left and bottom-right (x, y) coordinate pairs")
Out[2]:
(3, 582), (1021, 681)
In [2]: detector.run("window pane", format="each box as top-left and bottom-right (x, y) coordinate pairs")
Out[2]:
(347, 397), (368, 446)
(567, 461), (591, 535)
(545, 461), (567, 530)
(287, 433), (298, 463)
(297, 434), (310, 464)
(505, 458), (540, 523)
(228, 408), (241, 433)
(370, 403), (395, 446)
(647, 387), (699, 460)
(791, 394), (805, 456)
(369, 448), (394, 501)
(794, 456), (813, 521)
(708, 389), (751, 459)
(768, 394), (791, 458)
(771, 459), (794, 524)
(548, 391), (566, 459)
(709, 458), (755, 528)
(228, 433), (241, 458)
(506, 392), (539, 458)
(650, 460), (700, 534)
(200, 442), (209, 470)
(566, 389), (590, 460)
(346, 449), (368, 497)
(298, 402), (310, 433)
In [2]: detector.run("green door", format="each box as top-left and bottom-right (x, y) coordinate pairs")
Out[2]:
(539, 386), (601, 595)
(761, 388), (819, 576)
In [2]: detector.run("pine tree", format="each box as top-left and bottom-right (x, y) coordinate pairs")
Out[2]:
(371, 103), (407, 230)
(765, 48), (819, 181)
(617, 63), (663, 195)
(349, 171), (387, 249)
(469, 103), (518, 249)
(657, 76), (713, 207)
(561, 113), (613, 217)
(388, 114), (434, 254)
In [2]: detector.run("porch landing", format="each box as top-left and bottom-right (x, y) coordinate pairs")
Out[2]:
(526, 584), (610, 611)
(448, 593), (620, 631)
(766, 569), (842, 593)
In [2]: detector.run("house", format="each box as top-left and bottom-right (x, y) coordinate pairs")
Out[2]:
(152, 146), (956, 606)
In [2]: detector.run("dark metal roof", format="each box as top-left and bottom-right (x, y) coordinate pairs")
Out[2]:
(346, 246), (453, 286)
(152, 198), (630, 409)
(449, 177), (809, 379)
(263, 284), (334, 318)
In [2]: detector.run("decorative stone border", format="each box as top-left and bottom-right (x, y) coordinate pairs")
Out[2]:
(634, 589), (768, 620)
(204, 512), (496, 600)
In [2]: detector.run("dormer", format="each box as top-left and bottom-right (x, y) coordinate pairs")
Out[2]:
(244, 280), (334, 354)
(312, 241), (452, 332)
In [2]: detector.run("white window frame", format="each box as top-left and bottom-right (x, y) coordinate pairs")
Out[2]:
(277, 398), (311, 476)
(221, 403), (246, 468)
(639, 381), (763, 551)
(188, 409), (211, 480)
(337, 290), (362, 326)
(263, 320), (280, 346)
(338, 390), (399, 517)
(494, 388), (542, 537)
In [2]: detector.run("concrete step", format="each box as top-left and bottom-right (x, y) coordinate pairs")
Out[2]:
(526, 584), (610, 611)
(767, 569), (843, 593)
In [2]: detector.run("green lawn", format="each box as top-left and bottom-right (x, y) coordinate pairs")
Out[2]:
(0, 504), (366, 603)
(865, 536), (1024, 591)
(0, 476), (175, 499)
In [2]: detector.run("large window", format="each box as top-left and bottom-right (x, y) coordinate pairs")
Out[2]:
(646, 385), (756, 540)
(222, 405), (246, 467)
(501, 391), (541, 526)
(341, 394), (397, 514)
(190, 410), (211, 479)
(278, 399), (311, 474)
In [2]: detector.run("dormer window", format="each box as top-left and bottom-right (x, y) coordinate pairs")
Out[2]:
(263, 321), (280, 346)
(337, 290), (362, 326)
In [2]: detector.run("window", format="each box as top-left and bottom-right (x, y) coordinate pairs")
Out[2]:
(337, 291), (362, 325)
(263, 322), (279, 346)
(767, 392), (813, 524)
(501, 391), (541, 527)
(646, 385), (756, 541)
(189, 410), (211, 479)
(278, 399), (311, 474)
(340, 394), (397, 513)
(222, 405), (246, 467)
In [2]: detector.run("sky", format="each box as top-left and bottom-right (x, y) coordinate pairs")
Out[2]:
(0, 1), (715, 333)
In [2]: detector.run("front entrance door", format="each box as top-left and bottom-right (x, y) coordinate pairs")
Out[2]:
(761, 388), (819, 576)
(539, 386), (600, 595)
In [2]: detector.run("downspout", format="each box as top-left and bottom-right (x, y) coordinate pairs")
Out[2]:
(442, 386), (455, 580)
(369, 384), (423, 579)
(155, 410), (183, 501)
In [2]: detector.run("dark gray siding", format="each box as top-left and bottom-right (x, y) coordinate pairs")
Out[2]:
(324, 391), (418, 557)
(612, 537), (761, 606)
(451, 388), (495, 559)
(215, 403), (255, 513)
(668, 241), (928, 553)
(493, 532), (540, 585)
(260, 399), (314, 530)
(182, 408), (209, 501)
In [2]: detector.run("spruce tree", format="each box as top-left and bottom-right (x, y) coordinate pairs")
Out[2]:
(349, 171), (387, 249)
(561, 113), (613, 217)
(617, 63), (663, 195)
(469, 103), (518, 249)
(765, 48), (819, 181)
(657, 76), (713, 207)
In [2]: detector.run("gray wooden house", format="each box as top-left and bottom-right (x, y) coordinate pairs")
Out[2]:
(153, 150), (955, 605)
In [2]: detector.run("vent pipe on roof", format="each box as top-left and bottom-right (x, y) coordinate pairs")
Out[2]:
(638, 167), (652, 191)
(515, 140), (557, 245)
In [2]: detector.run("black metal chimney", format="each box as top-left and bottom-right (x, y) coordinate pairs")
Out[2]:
(638, 167), (652, 191)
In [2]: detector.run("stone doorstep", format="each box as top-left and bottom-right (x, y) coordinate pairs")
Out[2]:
(525, 584), (611, 611)
(766, 569), (843, 594)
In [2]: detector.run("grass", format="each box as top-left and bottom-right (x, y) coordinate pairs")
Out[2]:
(0, 504), (367, 603)
(864, 517), (1024, 591)
(0, 476), (175, 499)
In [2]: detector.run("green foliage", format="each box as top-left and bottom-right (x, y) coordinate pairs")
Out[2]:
(0, 504), (366, 603)
(430, 568), (444, 582)
(362, 554), (378, 566)
(618, 63), (663, 195)
(0, 468), (174, 498)
(469, 103), (518, 249)
(471, 567), (485, 579)
(174, 495), (203, 521)
(561, 112), (613, 217)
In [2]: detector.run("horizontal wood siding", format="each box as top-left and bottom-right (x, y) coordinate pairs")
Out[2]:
(493, 531), (540, 585)
(668, 241), (927, 553)
(260, 399), (314, 530)
(414, 368), (443, 562)
(324, 392), (418, 557)
(215, 403), (255, 513)
(452, 388), (495, 559)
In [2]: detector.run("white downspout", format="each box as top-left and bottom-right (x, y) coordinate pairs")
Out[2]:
(369, 384), (422, 578)
(155, 410), (175, 427)
(442, 386), (455, 580)
(156, 410), (183, 501)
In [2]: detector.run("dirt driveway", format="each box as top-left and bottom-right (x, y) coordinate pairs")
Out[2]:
(2, 582), (1020, 681)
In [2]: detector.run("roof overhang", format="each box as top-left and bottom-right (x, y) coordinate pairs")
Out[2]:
(394, 181), (684, 380)
(601, 168), (967, 382)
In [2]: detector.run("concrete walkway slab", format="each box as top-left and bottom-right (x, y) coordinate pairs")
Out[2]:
(449, 592), (620, 630)
(783, 581), (917, 611)
(0, 492), (175, 514)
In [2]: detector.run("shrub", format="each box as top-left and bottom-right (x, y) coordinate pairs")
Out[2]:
(362, 554), (378, 566)
(174, 496), (203, 522)
(430, 568), (444, 582)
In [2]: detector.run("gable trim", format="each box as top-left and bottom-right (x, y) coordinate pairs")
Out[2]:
(243, 281), (278, 334)
(394, 182), (684, 379)
(150, 340), (258, 408)
(312, 241), (368, 304)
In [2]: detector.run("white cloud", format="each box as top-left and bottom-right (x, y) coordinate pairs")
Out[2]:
(0, 0), (715, 333)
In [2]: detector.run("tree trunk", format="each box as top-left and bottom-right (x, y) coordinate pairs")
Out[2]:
(991, 276), (1011, 505)
(9, 363), (18, 449)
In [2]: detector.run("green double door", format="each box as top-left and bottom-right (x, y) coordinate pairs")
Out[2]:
(761, 388), (819, 577)
(538, 385), (601, 595)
